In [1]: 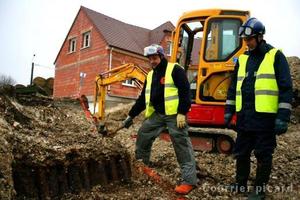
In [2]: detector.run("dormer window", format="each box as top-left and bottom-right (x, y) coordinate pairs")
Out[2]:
(82, 31), (91, 48)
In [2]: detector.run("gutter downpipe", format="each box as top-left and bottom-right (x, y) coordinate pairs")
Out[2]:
(108, 46), (114, 92)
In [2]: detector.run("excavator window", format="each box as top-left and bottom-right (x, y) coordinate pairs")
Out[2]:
(122, 79), (135, 87)
(204, 18), (242, 61)
(175, 20), (204, 103)
(198, 18), (243, 102)
(177, 21), (203, 73)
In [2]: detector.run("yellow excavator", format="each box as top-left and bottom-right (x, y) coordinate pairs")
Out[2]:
(79, 63), (147, 135)
(80, 9), (249, 153)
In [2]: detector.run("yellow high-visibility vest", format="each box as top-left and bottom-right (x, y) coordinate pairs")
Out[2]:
(236, 48), (279, 113)
(145, 63), (179, 118)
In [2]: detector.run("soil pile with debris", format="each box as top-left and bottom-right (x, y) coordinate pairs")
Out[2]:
(0, 132), (14, 199)
(0, 94), (132, 199)
(288, 56), (300, 96)
(287, 56), (300, 124)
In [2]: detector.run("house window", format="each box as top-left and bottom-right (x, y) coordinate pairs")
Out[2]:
(82, 31), (91, 48)
(68, 38), (76, 53)
(166, 41), (172, 56)
(122, 79), (135, 87)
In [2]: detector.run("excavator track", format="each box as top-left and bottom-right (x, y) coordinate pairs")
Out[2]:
(160, 128), (235, 154)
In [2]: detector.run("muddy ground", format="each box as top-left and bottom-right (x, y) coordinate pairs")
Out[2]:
(1, 93), (299, 200)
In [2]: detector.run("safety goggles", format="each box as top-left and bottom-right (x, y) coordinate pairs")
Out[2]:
(238, 26), (254, 37)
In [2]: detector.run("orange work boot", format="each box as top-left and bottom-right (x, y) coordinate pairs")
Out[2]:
(174, 184), (195, 195)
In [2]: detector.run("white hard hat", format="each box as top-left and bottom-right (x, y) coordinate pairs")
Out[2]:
(144, 44), (164, 57)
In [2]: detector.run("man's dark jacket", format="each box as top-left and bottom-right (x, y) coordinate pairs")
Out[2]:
(225, 41), (293, 132)
(129, 58), (191, 118)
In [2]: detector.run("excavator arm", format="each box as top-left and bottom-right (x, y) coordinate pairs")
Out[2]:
(80, 63), (147, 134)
(94, 63), (147, 121)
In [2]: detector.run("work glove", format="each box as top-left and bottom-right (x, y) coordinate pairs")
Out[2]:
(224, 113), (233, 127)
(122, 116), (133, 128)
(274, 118), (288, 135)
(176, 114), (186, 129)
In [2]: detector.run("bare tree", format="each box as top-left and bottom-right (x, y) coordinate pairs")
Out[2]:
(0, 74), (16, 86)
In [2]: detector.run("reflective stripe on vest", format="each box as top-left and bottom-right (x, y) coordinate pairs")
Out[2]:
(145, 63), (179, 118)
(226, 100), (236, 106)
(236, 48), (279, 113)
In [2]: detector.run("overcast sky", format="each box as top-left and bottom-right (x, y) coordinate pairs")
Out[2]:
(0, 0), (299, 85)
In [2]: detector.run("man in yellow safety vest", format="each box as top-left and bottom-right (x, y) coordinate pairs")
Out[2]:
(122, 44), (197, 195)
(224, 18), (293, 199)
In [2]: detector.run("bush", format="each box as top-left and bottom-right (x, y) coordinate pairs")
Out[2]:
(0, 74), (16, 87)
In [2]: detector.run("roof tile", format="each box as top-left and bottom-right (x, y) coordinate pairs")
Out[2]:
(82, 6), (174, 55)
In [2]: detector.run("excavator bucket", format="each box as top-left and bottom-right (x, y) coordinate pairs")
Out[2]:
(79, 95), (93, 120)
(78, 95), (127, 136)
(78, 95), (108, 135)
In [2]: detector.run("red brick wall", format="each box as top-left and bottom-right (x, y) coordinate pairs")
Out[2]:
(54, 8), (172, 99)
(54, 9), (109, 98)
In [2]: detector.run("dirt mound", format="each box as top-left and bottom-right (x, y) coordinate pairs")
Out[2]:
(287, 56), (300, 96)
(0, 135), (14, 199)
(0, 94), (132, 199)
(287, 56), (300, 124)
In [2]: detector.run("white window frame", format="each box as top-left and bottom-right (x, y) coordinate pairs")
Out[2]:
(166, 41), (172, 56)
(68, 37), (76, 53)
(82, 31), (91, 48)
(122, 79), (136, 87)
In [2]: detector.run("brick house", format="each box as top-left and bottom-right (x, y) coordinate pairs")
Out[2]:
(54, 6), (174, 104)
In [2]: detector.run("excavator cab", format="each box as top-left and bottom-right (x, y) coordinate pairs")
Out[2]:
(170, 9), (249, 127)
(161, 10), (249, 153)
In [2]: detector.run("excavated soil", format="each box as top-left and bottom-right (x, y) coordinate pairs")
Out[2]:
(0, 95), (132, 200)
